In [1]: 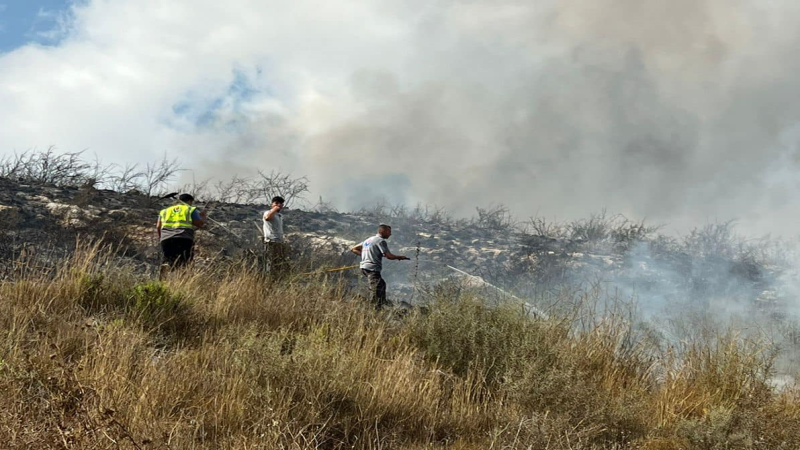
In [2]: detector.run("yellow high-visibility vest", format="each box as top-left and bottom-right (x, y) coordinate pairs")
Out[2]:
(159, 204), (196, 229)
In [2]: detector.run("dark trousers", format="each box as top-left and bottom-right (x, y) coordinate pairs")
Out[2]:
(362, 269), (388, 310)
(161, 238), (194, 268)
(265, 241), (290, 279)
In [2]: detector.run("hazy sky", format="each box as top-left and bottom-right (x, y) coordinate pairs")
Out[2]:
(2, 0), (800, 235)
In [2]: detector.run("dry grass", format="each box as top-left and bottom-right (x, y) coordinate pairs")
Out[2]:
(0, 245), (798, 449)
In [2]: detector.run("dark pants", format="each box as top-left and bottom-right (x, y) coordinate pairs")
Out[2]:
(265, 241), (290, 279)
(362, 269), (388, 310)
(161, 238), (194, 268)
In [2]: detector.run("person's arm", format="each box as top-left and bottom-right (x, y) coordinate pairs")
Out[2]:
(265, 205), (281, 221)
(156, 217), (162, 239)
(351, 243), (363, 256)
(380, 240), (409, 260)
(192, 209), (206, 229)
(385, 251), (410, 261)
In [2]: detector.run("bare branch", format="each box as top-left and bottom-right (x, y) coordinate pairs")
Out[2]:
(252, 170), (309, 207)
(140, 155), (181, 197)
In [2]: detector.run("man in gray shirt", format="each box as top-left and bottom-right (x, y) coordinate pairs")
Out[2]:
(351, 224), (409, 309)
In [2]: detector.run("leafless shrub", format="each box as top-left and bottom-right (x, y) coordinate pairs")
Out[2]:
(412, 203), (455, 225)
(524, 216), (569, 239)
(647, 234), (685, 262)
(107, 163), (145, 192)
(0, 147), (97, 186)
(0, 152), (26, 178)
(213, 175), (254, 204)
(140, 154), (181, 197)
(673, 222), (789, 291)
(356, 200), (459, 228)
(0, 149), (316, 208)
(83, 154), (116, 188)
(313, 196), (338, 213)
(251, 170), (309, 207)
(610, 218), (658, 243)
(0, 148), (183, 198)
(203, 171), (311, 206)
(176, 177), (213, 202)
(609, 218), (660, 252)
(566, 211), (658, 247)
(678, 222), (787, 270)
(682, 221), (741, 260)
(474, 204), (515, 231)
(568, 210), (614, 242)
(390, 203), (409, 218)
(356, 198), (390, 218)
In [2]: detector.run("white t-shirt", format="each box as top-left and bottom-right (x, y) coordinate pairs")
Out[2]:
(263, 211), (284, 243)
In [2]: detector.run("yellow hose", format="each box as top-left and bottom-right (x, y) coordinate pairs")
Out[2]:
(297, 264), (360, 276)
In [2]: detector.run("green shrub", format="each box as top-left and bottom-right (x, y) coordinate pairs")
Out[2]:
(675, 406), (748, 450)
(77, 273), (106, 308)
(76, 273), (130, 313)
(410, 297), (536, 386)
(132, 281), (182, 312)
(128, 281), (192, 337)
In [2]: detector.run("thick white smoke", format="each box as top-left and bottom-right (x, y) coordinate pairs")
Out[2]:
(2, 0), (800, 235)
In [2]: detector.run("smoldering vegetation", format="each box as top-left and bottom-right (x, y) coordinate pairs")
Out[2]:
(1, 151), (800, 448)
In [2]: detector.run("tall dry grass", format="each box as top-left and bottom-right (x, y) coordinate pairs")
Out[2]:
(0, 244), (798, 449)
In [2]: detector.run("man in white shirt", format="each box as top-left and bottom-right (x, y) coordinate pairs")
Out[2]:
(263, 196), (289, 278)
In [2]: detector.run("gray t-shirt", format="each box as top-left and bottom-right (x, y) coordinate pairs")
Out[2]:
(360, 235), (390, 272)
(263, 211), (284, 243)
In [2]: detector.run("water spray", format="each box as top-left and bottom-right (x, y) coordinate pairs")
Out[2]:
(414, 258), (549, 319)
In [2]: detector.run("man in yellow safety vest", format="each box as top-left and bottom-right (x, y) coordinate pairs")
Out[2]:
(156, 193), (206, 271)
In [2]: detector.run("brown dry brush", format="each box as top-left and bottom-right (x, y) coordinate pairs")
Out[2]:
(0, 245), (799, 449)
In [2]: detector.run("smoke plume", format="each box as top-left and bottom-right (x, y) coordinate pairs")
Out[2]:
(2, 0), (800, 235)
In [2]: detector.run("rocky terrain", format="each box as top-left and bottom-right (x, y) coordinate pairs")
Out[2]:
(1, 176), (796, 318)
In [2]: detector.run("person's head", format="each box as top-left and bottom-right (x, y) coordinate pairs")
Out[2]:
(271, 196), (285, 209)
(378, 224), (392, 239)
(178, 193), (194, 205)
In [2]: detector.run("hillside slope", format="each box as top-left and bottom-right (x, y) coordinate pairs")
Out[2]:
(0, 177), (788, 311)
(1, 178), (800, 448)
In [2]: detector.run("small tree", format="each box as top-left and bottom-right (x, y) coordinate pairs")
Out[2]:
(252, 170), (309, 207)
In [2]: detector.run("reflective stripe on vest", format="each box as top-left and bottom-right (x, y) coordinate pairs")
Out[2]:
(159, 204), (196, 229)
